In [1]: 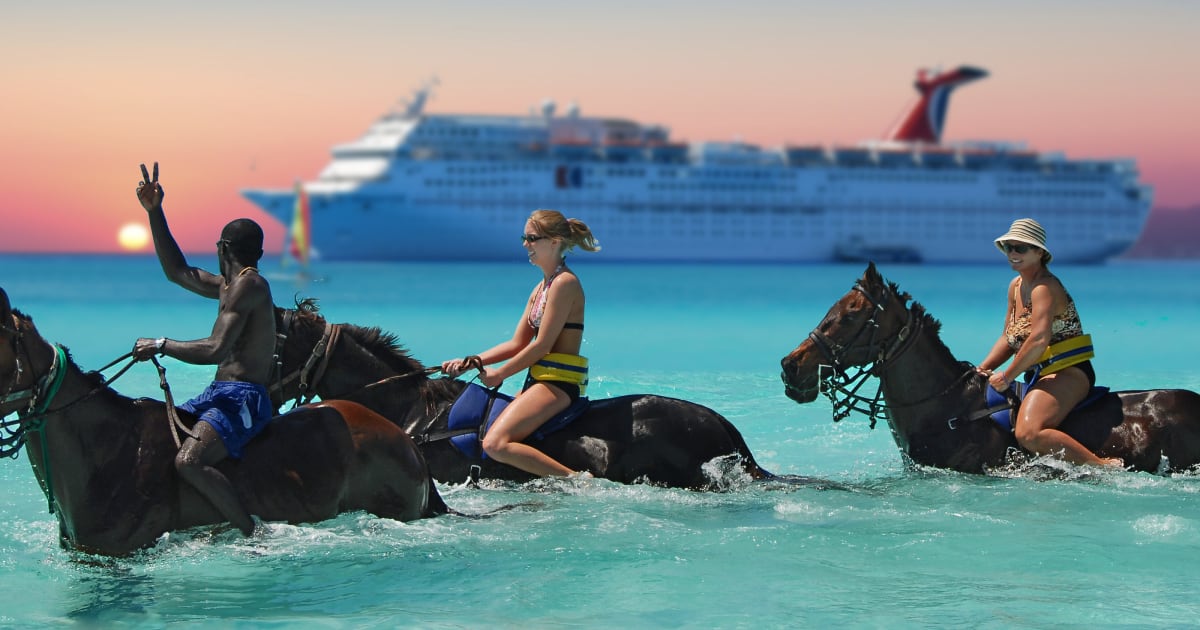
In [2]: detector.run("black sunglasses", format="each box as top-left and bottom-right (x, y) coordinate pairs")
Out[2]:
(1002, 242), (1035, 255)
(521, 234), (548, 244)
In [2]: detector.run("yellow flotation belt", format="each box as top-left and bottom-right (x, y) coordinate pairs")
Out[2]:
(1033, 334), (1094, 376)
(529, 352), (589, 396)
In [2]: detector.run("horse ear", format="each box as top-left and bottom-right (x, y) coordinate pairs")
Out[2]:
(0, 287), (10, 322)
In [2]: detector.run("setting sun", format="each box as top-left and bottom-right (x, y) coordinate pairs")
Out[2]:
(117, 222), (150, 251)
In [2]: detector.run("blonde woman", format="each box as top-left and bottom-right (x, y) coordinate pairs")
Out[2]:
(977, 218), (1123, 468)
(442, 210), (600, 477)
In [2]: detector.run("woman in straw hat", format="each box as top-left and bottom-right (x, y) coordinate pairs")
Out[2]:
(976, 218), (1124, 468)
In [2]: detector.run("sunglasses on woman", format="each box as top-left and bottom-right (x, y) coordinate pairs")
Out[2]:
(1002, 242), (1035, 255)
(521, 234), (548, 244)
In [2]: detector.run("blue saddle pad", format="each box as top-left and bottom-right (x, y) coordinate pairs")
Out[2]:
(445, 383), (590, 460)
(988, 383), (1111, 432)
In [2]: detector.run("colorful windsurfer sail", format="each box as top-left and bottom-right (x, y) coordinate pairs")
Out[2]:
(285, 180), (311, 269)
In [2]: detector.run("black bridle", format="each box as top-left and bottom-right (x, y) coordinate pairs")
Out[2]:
(805, 279), (920, 429)
(272, 308), (341, 409)
(272, 308), (444, 410)
(0, 315), (53, 456)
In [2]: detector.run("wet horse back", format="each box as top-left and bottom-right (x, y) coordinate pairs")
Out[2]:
(1060, 388), (1200, 472)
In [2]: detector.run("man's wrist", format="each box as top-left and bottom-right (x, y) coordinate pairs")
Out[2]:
(155, 337), (167, 355)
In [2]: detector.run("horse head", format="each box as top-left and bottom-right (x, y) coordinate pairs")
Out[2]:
(0, 286), (30, 421)
(272, 299), (432, 410)
(780, 263), (916, 421)
(272, 297), (329, 408)
(0, 289), (59, 431)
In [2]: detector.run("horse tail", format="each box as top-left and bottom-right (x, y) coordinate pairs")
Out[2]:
(426, 476), (450, 516)
(718, 415), (774, 479)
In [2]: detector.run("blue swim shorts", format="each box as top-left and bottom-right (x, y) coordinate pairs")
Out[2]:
(180, 381), (274, 459)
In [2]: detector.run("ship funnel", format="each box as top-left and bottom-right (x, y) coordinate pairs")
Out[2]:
(885, 65), (987, 144)
(541, 99), (557, 118)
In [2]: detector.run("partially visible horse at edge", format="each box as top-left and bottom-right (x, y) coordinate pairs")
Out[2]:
(779, 263), (1200, 474)
(270, 302), (781, 489)
(0, 288), (447, 557)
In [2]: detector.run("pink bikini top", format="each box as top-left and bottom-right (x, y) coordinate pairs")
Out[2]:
(528, 264), (584, 333)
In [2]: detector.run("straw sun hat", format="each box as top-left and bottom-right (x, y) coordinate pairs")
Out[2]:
(994, 218), (1052, 263)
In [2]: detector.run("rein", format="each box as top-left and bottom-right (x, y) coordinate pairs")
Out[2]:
(1, 343), (141, 459)
(309, 355), (486, 409)
(149, 356), (198, 448)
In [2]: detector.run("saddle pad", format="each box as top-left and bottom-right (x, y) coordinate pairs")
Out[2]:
(447, 384), (512, 459)
(447, 383), (512, 431)
(445, 383), (590, 459)
(987, 382), (1110, 432)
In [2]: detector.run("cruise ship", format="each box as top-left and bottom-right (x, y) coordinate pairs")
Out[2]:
(242, 66), (1153, 263)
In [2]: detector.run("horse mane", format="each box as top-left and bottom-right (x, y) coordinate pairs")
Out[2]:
(870, 266), (955, 360)
(908, 300), (953, 355)
(342, 324), (426, 374)
(285, 297), (464, 413)
(290, 300), (427, 376)
(890, 285), (959, 362)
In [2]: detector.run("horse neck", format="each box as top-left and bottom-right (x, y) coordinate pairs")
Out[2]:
(876, 315), (972, 417)
(23, 359), (144, 530)
(319, 332), (435, 424)
(319, 332), (415, 393)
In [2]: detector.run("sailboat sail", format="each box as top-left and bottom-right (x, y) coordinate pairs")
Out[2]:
(284, 181), (311, 269)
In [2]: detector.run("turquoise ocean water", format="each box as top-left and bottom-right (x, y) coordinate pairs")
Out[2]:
(2, 254), (1200, 627)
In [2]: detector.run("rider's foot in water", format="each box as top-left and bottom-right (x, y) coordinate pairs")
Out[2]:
(1096, 457), (1125, 469)
(566, 470), (594, 480)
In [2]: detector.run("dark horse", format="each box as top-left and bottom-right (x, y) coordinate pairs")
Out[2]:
(0, 288), (447, 556)
(270, 303), (770, 489)
(779, 263), (1200, 474)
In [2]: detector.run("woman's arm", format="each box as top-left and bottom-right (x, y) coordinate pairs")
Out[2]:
(441, 285), (539, 376)
(978, 277), (1018, 373)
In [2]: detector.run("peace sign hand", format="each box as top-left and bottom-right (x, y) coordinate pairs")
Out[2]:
(136, 162), (164, 211)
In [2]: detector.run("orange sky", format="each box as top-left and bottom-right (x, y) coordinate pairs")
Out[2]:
(2, 1), (1197, 254)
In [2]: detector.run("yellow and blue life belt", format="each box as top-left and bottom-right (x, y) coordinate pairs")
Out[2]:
(1033, 334), (1095, 376)
(529, 352), (589, 396)
(1026, 334), (1095, 385)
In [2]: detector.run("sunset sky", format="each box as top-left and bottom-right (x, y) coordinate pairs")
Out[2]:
(2, 1), (1196, 254)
